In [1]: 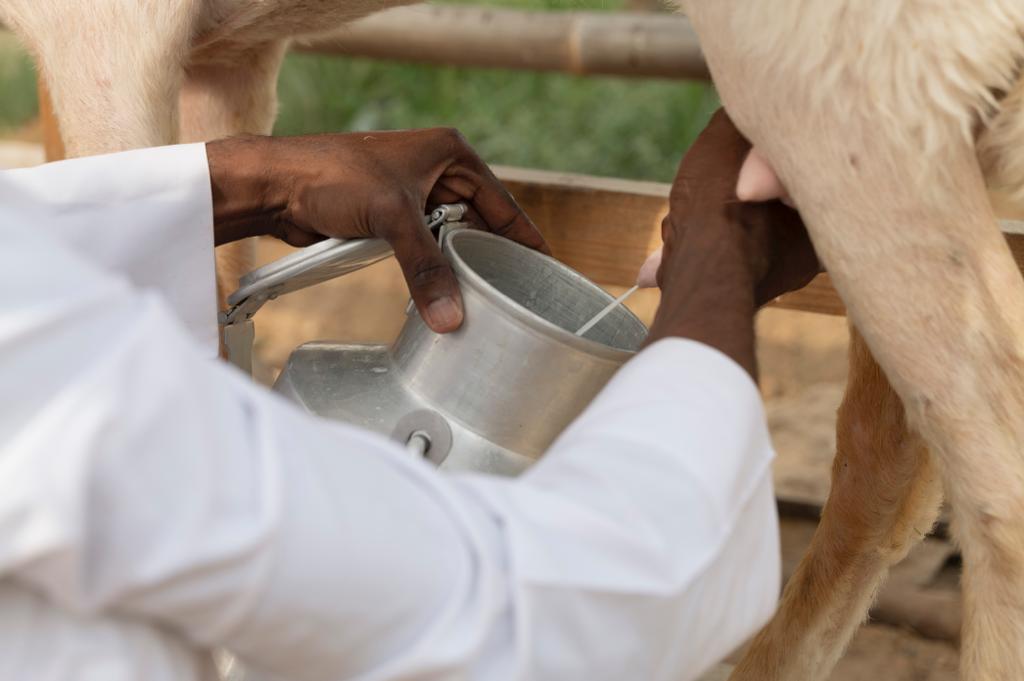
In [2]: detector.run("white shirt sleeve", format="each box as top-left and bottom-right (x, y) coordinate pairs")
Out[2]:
(0, 157), (779, 681)
(0, 144), (218, 355)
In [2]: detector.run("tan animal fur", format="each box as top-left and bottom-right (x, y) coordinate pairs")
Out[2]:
(0, 0), (414, 308)
(678, 1), (1024, 679)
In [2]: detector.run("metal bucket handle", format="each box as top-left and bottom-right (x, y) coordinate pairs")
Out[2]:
(220, 203), (469, 374)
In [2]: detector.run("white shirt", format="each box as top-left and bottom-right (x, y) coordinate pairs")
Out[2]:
(0, 144), (780, 681)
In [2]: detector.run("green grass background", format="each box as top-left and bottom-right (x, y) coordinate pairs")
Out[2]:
(0, 0), (716, 181)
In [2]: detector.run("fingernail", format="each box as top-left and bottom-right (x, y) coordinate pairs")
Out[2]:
(425, 296), (463, 331)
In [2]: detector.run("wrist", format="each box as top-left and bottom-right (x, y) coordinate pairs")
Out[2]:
(207, 136), (289, 245)
(645, 222), (759, 379)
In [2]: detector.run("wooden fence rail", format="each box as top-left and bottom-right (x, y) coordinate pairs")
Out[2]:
(13, 6), (1024, 317)
(296, 5), (708, 80)
(495, 166), (1024, 316)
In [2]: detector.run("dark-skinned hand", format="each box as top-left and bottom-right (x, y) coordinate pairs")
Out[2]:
(206, 128), (549, 333)
(645, 109), (822, 378)
(651, 109), (820, 306)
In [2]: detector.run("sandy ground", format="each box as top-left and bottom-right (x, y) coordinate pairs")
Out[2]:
(703, 621), (959, 681)
(3, 140), (958, 679)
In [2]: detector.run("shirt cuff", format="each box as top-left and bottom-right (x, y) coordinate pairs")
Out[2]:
(501, 337), (775, 588)
(578, 336), (773, 513)
(0, 143), (218, 356)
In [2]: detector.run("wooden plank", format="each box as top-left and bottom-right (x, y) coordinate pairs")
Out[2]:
(773, 274), (845, 316)
(498, 165), (1024, 317)
(496, 165), (667, 287)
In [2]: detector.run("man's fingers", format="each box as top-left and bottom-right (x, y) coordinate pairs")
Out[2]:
(668, 108), (752, 206)
(692, 109), (752, 171)
(737, 148), (792, 205)
(473, 175), (550, 253)
(384, 206), (464, 333)
(439, 168), (551, 255)
(427, 187), (489, 231)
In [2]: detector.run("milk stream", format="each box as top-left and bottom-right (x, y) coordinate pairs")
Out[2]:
(575, 285), (639, 338)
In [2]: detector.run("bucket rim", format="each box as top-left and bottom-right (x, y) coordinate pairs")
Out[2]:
(443, 229), (648, 361)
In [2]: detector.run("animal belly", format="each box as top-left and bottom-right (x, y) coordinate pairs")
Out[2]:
(191, 0), (417, 61)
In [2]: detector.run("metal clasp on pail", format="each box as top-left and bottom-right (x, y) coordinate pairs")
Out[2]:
(219, 203), (468, 375)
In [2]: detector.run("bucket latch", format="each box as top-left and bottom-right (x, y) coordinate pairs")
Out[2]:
(220, 203), (468, 375)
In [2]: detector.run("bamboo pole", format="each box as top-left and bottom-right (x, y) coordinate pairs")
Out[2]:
(295, 6), (709, 80)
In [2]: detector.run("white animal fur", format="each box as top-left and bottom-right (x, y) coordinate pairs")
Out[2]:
(679, 1), (1024, 679)
(707, 1), (1024, 188)
(0, 0), (415, 307)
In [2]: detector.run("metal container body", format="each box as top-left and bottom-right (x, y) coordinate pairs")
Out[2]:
(393, 229), (645, 456)
(274, 229), (647, 475)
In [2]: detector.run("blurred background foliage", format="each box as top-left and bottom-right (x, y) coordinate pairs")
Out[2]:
(0, 0), (717, 181)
